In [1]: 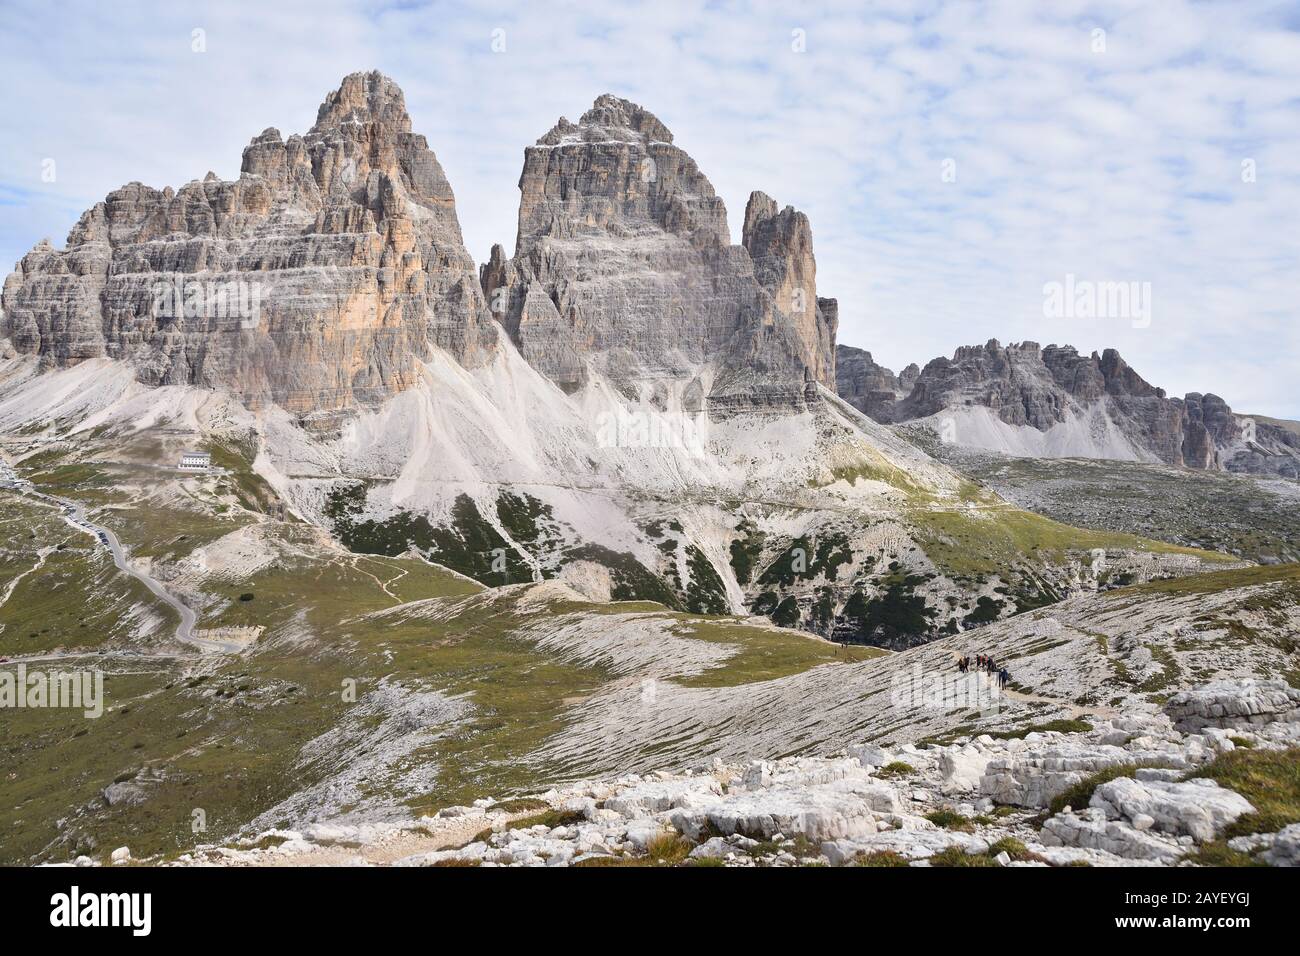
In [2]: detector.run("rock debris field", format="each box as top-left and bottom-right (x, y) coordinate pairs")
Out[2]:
(121, 679), (1298, 868)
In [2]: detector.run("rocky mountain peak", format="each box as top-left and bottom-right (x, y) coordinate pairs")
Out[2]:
(485, 93), (839, 400)
(741, 191), (832, 385)
(311, 70), (412, 135)
(2, 70), (493, 423)
(537, 93), (674, 147)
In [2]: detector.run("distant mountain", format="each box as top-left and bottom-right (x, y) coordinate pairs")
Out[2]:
(837, 339), (1300, 478)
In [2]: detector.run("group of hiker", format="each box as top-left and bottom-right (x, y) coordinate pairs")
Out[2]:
(957, 654), (1011, 688)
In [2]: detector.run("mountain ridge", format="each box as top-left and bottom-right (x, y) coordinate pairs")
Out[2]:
(837, 339), (1300, 478)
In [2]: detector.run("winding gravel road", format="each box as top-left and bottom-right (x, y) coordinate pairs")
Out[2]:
(20, 486), (238, 654)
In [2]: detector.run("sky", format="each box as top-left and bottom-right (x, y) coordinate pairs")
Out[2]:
(2, 0), (1297, 416)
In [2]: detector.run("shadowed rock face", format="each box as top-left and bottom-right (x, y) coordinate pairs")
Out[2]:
(480, 94), (837, 407)
(838, 338), (1300, 477)
(1, 71), (495, 425)
(835, 344), (916, 422)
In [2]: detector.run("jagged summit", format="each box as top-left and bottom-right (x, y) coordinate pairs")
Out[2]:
(312, 70), (411, 133)
(3, 72), (839, 416)
(1, 70), (492, 418)
(536, 93), (674, 147)
(835, 338), (1300, 477)
(488, 92), (838, 398)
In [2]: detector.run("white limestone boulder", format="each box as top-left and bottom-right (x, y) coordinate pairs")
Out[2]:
(675, 785), (880, 842)
(1164, 679), (1300, 733)
(602, 777), (723, 817)
(821, 828), (990, 865)
(940, 745), (994, 793)
(1228, 823), (1300, 867)
(1040, 808), (1184, 862)
(1089, 776), (1254, 842)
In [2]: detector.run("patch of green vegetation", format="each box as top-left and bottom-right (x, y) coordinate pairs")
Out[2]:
(920, 451), (1295, 565)
(0, 499), (179, 655)
(962, 595), (1004, 627)
(0, 652), (355, 864)
(683, 545), (729, 615)
(1048, 764), (1141, 816)
(1115, 563), (1300, 597)
(986, 837), (1040, 862)
(1185, 842), (1263, 867)
(489, 797), (550, 814)
(672, 618), (883, 689)
(853, 849), (911, 867)
(571, 832), (697, 867)
(911, 506), (1229, 580)
(820, 452), (925, 495)
(809, 586), (836, 633)
(757, 533), (854, 588)
(507, 808), (587, 831)
(326, 486), (532, 585)
(644, 832), (694, 865)
(838, 573), (936, 646)
(728, 518), (765, 586)
(573, 852), (658, 867)
(927, 846), (1000, 867)
(925, 809), (974, 831)
(987, 719), (1093, 740)
(877, 761), (915, 778)
(1183, 747), (1300, 839)
(494, 492), (555, 550)
(770, 596), (800, 628)
(563, 543), (681, 609)
(109, 505), (249, 562)
(20, 462), (121, 504)
(204, 438), (280, 515)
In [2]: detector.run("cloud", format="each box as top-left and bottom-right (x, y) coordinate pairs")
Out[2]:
(1, 0), (1296, 415)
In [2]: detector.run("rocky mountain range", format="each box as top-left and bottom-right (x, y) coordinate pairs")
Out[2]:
(2, 73), (498, 432)
(1, 69), (1297, 874)
(0, 72), (1246, 652)
(838, 339), (1300, 478)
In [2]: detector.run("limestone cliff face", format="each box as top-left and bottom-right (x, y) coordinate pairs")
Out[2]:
(895, 340), (1204, 465)
(1, 71), (495, 424)
(839, 338), (1300, 477)
(835, 344), (909, 422)
(480, 94), (836, 407)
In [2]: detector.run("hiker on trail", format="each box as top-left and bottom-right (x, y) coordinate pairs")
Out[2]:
(999, 668), (1010, 688)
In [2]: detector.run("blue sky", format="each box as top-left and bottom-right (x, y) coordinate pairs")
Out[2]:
(2, 0), (1298, 416)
